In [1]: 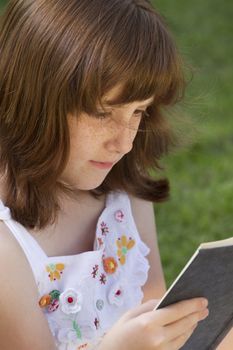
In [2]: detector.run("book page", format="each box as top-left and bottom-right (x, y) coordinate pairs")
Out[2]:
(200, 237), (233, 249)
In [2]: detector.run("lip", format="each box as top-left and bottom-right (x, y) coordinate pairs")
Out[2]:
(89, 160), (115, 169)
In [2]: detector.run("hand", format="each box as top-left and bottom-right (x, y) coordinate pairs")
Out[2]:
(98, 297), (209, 350)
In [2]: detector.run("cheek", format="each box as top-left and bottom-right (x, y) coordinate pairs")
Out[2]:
(126, 123), (140, 143)
(68, 123), (104, 161)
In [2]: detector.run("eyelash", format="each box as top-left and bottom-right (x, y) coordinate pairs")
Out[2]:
(93, 109), (150, 120)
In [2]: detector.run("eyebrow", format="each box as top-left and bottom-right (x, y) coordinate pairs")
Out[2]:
(102, 98), (154, 108)
(136, 101), (154, 108)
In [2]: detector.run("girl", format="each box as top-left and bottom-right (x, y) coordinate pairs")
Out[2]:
(0, 1), (210, 349)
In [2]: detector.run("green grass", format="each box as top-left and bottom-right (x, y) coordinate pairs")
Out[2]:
(0, 0), (232, 287)
(152, 0), (233, 286)
(0, 0), (6, 10)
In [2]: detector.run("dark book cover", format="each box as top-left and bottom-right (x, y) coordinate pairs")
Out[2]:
(155, 245), (233, 349)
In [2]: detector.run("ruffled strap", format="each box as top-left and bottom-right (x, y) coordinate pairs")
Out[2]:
(0, 200), (11, 221)
(133, 239), (151, 285)
(105, 191), (151, 285)
(0, 199), (46, 281)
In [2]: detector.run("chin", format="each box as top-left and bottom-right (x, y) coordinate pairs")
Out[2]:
(60, 172), (108, 191)
(74, 179), (105, 191)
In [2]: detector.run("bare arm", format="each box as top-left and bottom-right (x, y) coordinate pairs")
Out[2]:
(129, 195), (166, 301)
(0, 223), (56, 350)
(217, 329), (233, 350)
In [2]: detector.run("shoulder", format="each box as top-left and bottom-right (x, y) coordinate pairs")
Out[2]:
(128, 193), (154, 212)
(0, 221), (56, 349)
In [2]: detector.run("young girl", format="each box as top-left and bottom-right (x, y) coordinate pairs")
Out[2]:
(0, 1), (211, 349)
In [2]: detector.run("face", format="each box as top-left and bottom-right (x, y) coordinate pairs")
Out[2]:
(60, 85), (154, 190)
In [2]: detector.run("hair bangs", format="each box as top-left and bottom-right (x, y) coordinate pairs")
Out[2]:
(94, 3), (184, 109)
(67, 1), (184, 116)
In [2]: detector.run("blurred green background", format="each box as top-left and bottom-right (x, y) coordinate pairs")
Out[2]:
(0, 0), (6, 12)
(151, 0), (233, 286)
(0, 0), (232, 287)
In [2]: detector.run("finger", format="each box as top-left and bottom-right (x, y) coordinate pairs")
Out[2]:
(169, 325), (197, 350)
(153, 298), (208, 325)
(123, 299), (160, 320)
(164, 308), (209, 341)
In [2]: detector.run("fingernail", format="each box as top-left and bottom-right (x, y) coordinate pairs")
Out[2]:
(202, 299), (208, 307)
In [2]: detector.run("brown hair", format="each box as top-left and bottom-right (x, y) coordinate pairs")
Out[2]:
(0, 0), (185, 229)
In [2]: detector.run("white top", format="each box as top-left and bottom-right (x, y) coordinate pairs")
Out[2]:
(0, 190), (151, 350)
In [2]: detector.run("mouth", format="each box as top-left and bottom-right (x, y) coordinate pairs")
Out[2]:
(89, 160), (115, 170)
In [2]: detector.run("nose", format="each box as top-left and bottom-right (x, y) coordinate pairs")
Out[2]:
(105, 123), (137, 155)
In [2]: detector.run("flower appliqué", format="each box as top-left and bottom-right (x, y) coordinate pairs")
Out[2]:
(114, 210), (124, 222)
(102, 256), (118, 274)
(96, 299), (104, 311)
(48, 299), (60, 312)
(46, 263), (65, 281)
(116, 235), (135, 265)
(60, 288), (83, 314)
(39, 289), (60, 313)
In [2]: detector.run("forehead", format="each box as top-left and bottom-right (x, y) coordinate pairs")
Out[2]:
(102, 84), (154, 107)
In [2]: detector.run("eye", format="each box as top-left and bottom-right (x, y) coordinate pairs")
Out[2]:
(93, 111), (112, 119)
(93, 109), (150, 120)
(134, 109), (150, 118)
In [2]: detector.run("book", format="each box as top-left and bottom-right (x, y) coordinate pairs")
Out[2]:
(154, 237), (233, 350)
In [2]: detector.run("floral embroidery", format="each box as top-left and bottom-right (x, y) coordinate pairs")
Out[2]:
(46, 263), (65, 281)
(102, 257), (118, 274)
(94, 317), (100, 330)
(114, 210), (124, 222)
(108, 281), (125, 306)
(72, 320), (82, 339)
(57, 321), (83, 344)
(77, 344), (89, 349)
(60, 288), (83, 314)
(116, 235), (135, 265)
(91, 264), (99, 278)
(56, 319), (94, 347)
(97, 237), (104, 248)
(100, 221), (109, 235)
(99, 273), (107, 284)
